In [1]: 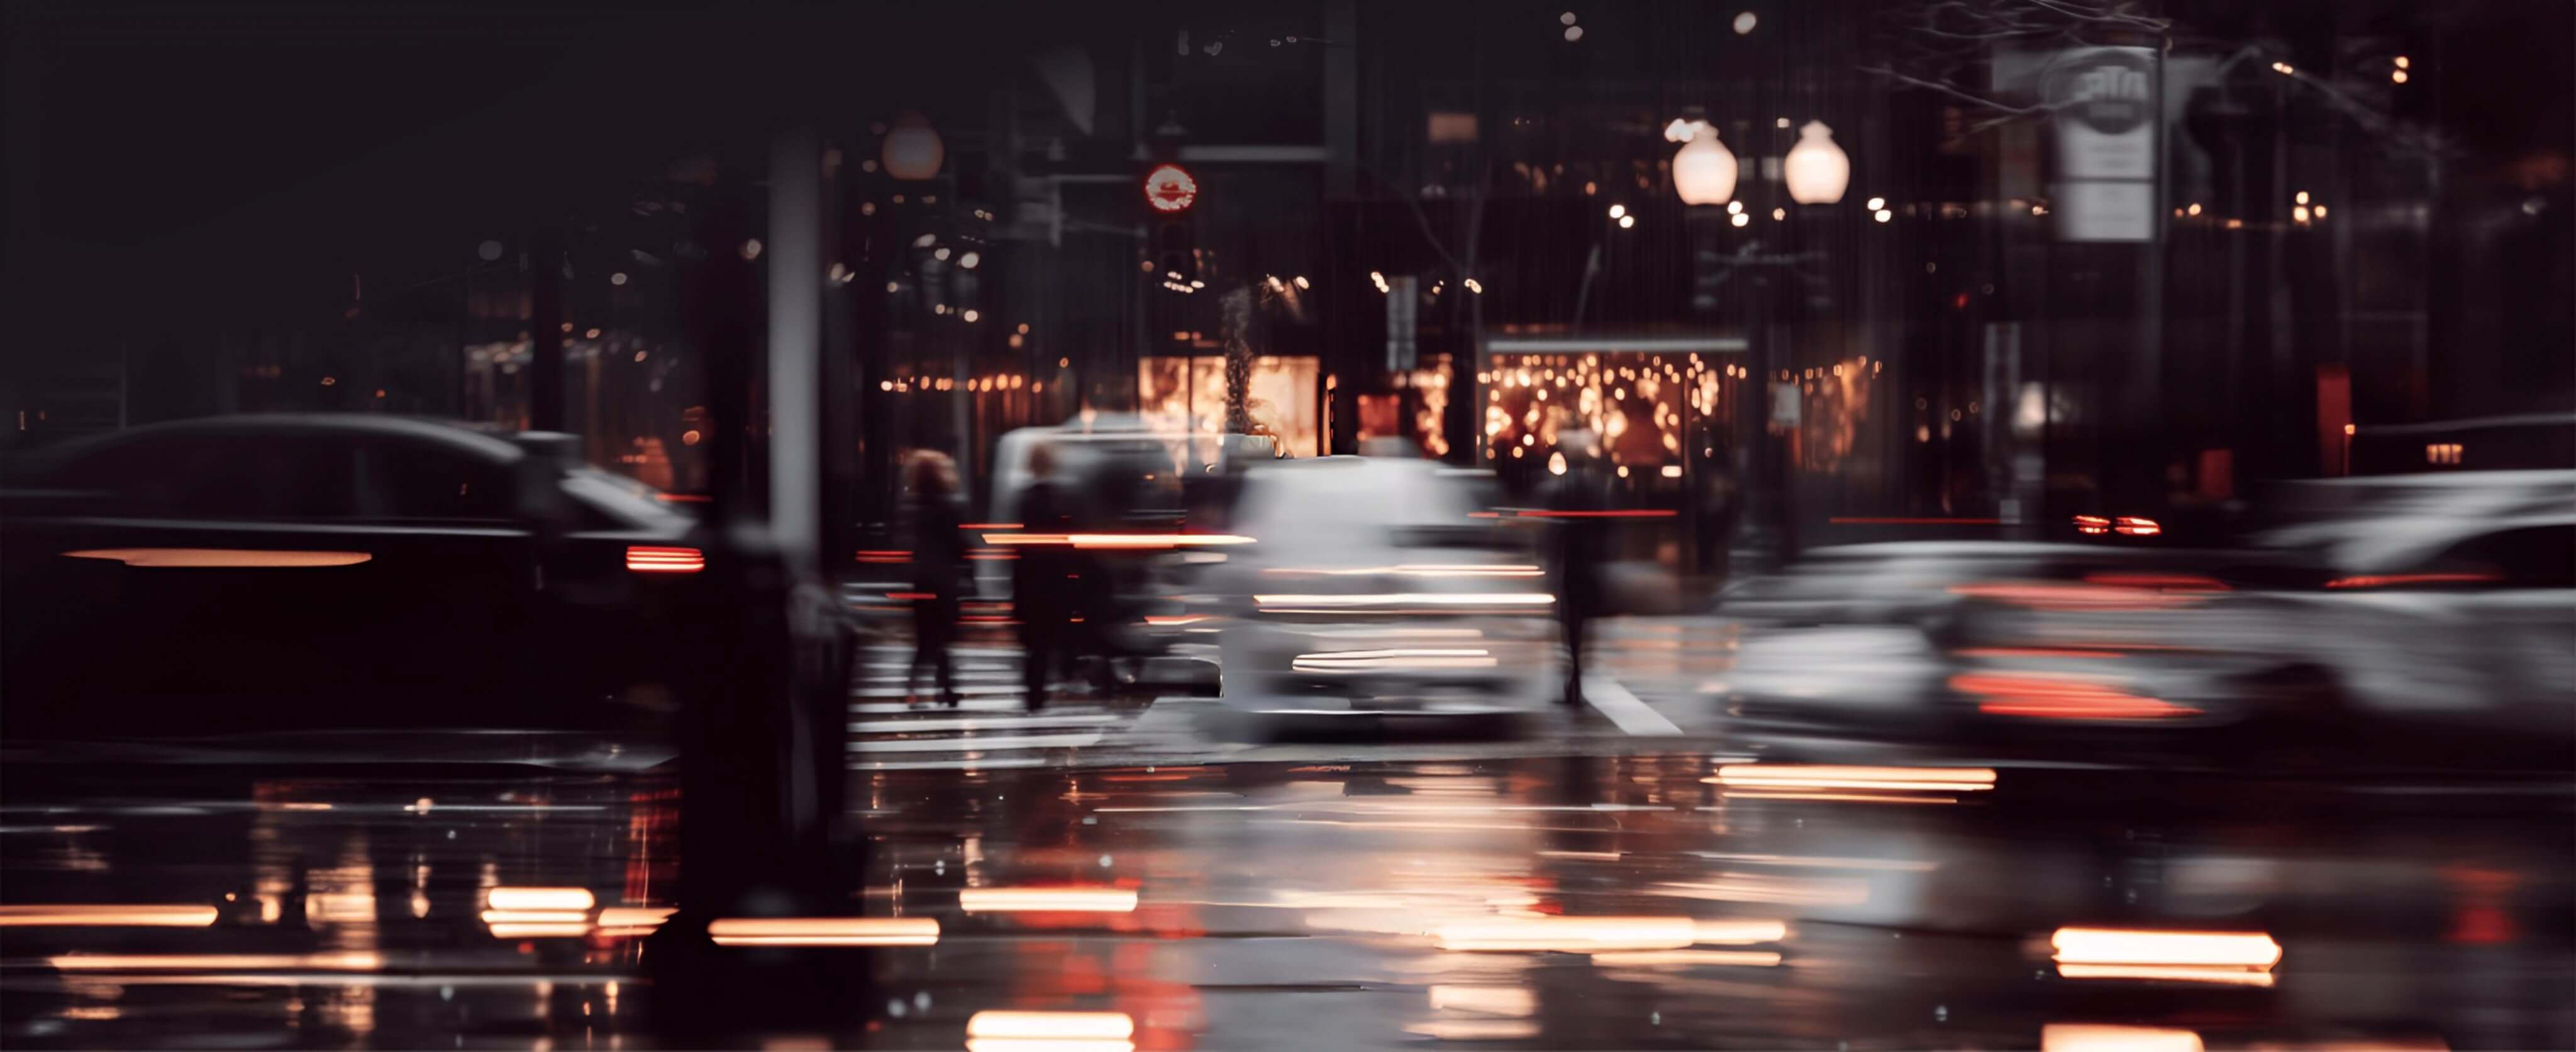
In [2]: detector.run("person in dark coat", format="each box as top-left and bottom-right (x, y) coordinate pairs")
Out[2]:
(1011, 441), (1076, 710)
(1545, 432), (1613, 707)
(906, 451), (968, 707)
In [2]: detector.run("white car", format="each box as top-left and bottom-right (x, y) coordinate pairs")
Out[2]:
(1202, 457), (1558, 734)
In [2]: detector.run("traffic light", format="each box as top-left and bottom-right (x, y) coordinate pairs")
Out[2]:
(1145, 162), (1198, 282)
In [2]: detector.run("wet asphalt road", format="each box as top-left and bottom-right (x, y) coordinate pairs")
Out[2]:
(4, 622), (2572, 1049)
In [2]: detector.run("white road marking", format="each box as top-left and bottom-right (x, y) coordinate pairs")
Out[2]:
(1582, 675), (1682, 736)
(849, 698), (1028, 714)
(845, 732), (1102, 754)
(849, 757), (1052, 771)
(848, 714), (1119, 734)
(850, 683), (1024, 698)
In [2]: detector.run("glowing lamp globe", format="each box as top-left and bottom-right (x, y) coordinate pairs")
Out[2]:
(881, 111), (945, 181)
(1782, 121), (1850, 205)
(1672, 130), (1737, 206)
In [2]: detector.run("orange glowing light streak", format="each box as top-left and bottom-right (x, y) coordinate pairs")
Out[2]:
(1143, 614), (1208, 626)
(2113, 516), (2161, 536)
(1708, 764), (1996, 793)
(1589, 949), (1784, 968)
(1946, 581), (2206, 611)
(1435, 915), (1700, 952)
(62, 548), (370, 568)
(2051, 927), (2281, 968)
(0, 905), (219, 927)
(625, 546), (704, 573)
(488, 923), (594, 938)
(1714, 790), (1963, 804)
(655, 493), (713, 503)
(479, 909), (589, 924)
(708, 917), (940, 946)
(46, 952), (386, 971)
(2040, 1024), (2206, 1051)
(887, 591), (934, 601)
(967, 1011), (1136, 1041)
(1690, 919), (1791, 943)
(2324, 572), (2502, 589)
(1951, 674), (2197, 719)
(958, 887), (1140, 913)
(2055, 963), (2276, 987)
(486, 887), (596, 911)
(594, 906), (675, 936)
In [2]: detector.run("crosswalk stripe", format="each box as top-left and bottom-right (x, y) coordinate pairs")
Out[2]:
(851, 683), (1026, 698)
(848, 714), (1120, 734)
(849, 757), (1052, 771)
(849, 698), (1029, 714)
(1581, 675), (1683, 736)
(846, 732), (1102, 754)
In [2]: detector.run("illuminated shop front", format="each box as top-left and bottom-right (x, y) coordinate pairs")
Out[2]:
(1136, 354), (1321, 471)
(1473, 337), (1748, 488)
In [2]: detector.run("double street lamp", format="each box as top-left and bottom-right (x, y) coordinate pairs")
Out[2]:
(1668, 119), (1850, 207)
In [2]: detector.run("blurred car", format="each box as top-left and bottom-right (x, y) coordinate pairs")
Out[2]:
(0, 414), (760, 759)
(1199, 457), (1556, 735)
(1724, 508), (2576, 768)
(1722, 541), (2174, 629)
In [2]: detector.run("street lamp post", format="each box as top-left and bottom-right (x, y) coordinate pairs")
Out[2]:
(1675, 113), (1847, 569)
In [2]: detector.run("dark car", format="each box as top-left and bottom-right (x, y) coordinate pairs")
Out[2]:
(0, 415), (740, 760)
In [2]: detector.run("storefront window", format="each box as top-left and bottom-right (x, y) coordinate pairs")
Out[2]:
(1136, 355), (1320, 471)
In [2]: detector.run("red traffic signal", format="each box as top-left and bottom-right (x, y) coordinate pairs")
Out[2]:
(1143, 164), (1197, 213)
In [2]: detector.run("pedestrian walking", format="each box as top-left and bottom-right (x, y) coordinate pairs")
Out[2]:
(1546, 432), (1613, 707)
(1012, 441), (1077, 710)
(905, 450), (968, 707)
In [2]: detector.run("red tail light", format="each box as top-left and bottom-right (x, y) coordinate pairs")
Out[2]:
(2113, 516), (2162, 536)
(2072, 515), (2111, 535)
(626, 546), (704, 573)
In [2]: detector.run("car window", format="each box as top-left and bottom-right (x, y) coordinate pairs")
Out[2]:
(355, 442), (514, 522)
(77, 436), (359, 520)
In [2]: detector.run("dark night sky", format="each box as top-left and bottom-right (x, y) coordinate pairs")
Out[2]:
(3, 1), (2565, 346)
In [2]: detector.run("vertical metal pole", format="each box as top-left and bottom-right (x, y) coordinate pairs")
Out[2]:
(768, 126), (824, 575)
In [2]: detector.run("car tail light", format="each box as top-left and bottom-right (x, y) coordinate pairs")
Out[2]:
(2114, 515), (2161, 536)
(2072, 515), (2111, 535)
(626, 546), (704, 573)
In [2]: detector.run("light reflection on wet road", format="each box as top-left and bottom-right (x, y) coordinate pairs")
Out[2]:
(4, 751), (2569, 1049)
